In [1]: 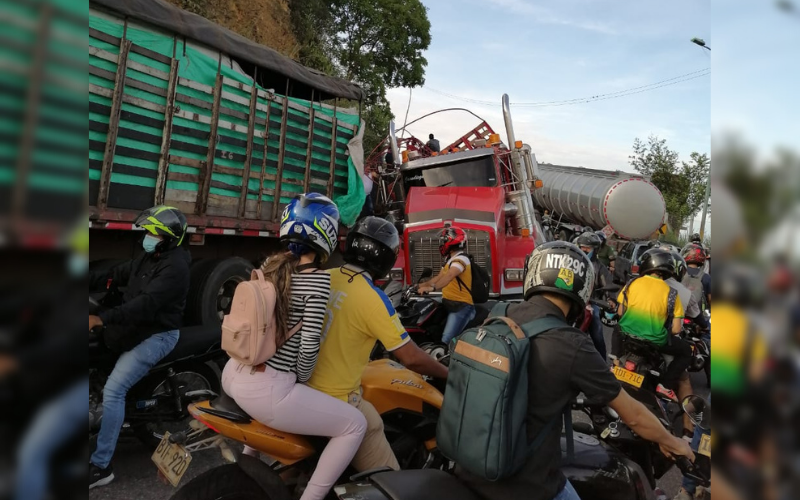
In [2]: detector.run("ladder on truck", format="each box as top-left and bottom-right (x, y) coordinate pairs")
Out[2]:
(443, 121), (497, 152)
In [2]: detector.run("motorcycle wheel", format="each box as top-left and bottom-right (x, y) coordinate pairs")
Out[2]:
(419, 342), (448, 362)
(170, 464), (287, 500)
(134, 361), (220, 448)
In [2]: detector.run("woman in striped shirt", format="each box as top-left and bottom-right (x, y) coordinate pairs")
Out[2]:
(222, 194), (366, 500)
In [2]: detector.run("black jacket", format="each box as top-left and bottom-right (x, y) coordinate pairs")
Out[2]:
(90, 247), (191, 352)
(591, 258), (613, 298)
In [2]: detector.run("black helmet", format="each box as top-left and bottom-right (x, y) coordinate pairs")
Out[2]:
(595, 230), (607, 243)
(522, 241), (595, 323)
(690, 233), (702, 244)
(715, 263), (764, 308)
(576, 231), (602, 250)
(134, 205), (187, 251)
(637, 248), (674, 278)
(670, 250), (688, 281)
(343, 216), (400, 280)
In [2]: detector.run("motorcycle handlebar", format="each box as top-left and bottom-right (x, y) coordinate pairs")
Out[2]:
(589, 299), (616, 313)
(675, 456), (709, 487)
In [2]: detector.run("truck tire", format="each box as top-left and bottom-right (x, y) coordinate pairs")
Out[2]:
(186, 258), (253, 326)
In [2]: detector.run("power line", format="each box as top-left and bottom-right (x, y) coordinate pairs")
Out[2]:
(423, 68), (710, 108)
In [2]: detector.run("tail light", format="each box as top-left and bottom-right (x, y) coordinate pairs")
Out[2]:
(684, 319), (691, 325)
(631, 264), (639, 274)
(625, 360), (637, 371)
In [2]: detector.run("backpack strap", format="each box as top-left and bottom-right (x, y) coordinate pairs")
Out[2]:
(664, 287), (678, 333)
(489, 302), (509, 318)
(519, 317), (568, 338)
(527, 404), (574, 462)
(482, 316), (525, 340)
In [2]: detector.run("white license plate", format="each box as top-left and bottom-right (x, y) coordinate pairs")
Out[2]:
(151, 432), (192, 487)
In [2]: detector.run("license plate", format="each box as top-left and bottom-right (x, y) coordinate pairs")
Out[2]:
(612, 366), (644, 388)
(698, 433), (711, 457)
(151, 432), (192, 487)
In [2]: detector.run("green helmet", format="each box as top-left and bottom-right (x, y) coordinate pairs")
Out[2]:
(134, 205), (188, 250)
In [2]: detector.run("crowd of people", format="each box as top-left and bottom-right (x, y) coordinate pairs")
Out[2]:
(85, 194), (719, 500)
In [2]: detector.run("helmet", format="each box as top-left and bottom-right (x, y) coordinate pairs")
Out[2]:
(690, 233), (702, 244)
(522, 241), (595, 323)
(682, 243), (707, 265)
(344, 216), (400, 280)
(279, 193), (340, 262)
(670, 251), (688, 281)
(637, 248), (675, 278)
(135, 205), (188, 251)
(576, 232), (602, 250)
(438, 226), (466, 257)
(715, 263), (764, 308)
(595, 230), (607, 243)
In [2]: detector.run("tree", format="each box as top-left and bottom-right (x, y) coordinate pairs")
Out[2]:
(628, 135), (709, 232)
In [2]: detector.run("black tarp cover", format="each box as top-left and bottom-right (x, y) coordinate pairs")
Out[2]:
(91, 0), (364, 102)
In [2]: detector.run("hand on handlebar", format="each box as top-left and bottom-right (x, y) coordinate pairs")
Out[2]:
(89, 314), (104, 332)
(417, 285), (434, 295)
(659, 435), (696, 463)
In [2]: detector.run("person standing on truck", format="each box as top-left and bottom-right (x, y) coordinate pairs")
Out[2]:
(307, 216), (449, 472)
(426, 133), (440, 153)
(595, 231), (617, 268)
(222, 193), (368, 500)
(456, 241), (694, 500)
(88, 206), (191, 489)
(576, 232), (613, 358)
(418, 226), (476, 345)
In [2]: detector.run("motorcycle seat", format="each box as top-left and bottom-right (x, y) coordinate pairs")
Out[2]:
(204, 390), (253, 423)
(370, 469), (480, 500)
(160, 324), (221, 364)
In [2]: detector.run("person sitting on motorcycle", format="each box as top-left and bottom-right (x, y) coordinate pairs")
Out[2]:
(615, 248), (693, 403)
(576, 231), (613, 358)
(595, 231), (617, 268)
(222, 194), (367, 500)
(418, 226), (475, 345)
(307, 216), (448, 472)
(667, 250), (710, 333)
(456, 241), (694, 500)
(88, 206), (191, 489)
(682, 244), (710, 308)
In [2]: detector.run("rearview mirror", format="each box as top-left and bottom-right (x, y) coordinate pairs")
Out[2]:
(681, 395), (709, 430)
(419, 268), (433, 282)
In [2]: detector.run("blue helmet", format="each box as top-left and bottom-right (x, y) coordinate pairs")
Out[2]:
(279, 193), (340, 262)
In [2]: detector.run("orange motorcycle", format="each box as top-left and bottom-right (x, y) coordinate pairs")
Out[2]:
(158, 359), (445, 500)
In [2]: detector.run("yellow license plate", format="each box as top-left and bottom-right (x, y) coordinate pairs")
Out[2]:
(612, 366), (644, 388)
(151, 432), (192, 487)
(698, 433), (711, 457)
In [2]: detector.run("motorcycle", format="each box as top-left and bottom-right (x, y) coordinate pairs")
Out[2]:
(167, 359), (446, 499)
(331, 396), (710, 500)
(681, 315), (710, 386)
(89, 296), (223, 448)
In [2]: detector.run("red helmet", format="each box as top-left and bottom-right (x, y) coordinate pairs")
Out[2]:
(681, 243), (707, 265)
(438, 226), (466, 257)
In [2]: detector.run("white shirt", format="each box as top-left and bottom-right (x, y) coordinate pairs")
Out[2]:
(362, 173), (374, 195)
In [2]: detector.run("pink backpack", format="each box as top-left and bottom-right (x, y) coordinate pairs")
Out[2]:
(221, 269), (302, 366)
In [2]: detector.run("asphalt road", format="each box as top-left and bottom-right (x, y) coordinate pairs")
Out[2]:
(90, 326), (710, 500)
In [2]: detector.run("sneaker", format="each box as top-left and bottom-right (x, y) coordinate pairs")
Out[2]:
(656, 384), (678, 402)
(89, 463), (114, 490)
(672, 488), (694, 500)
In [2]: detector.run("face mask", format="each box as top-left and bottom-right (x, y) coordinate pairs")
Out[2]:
(143, 234), (161, 253)
(68, 254), (88, 277)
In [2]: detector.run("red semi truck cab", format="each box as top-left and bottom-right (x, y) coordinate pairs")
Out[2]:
(378, 96), (547, 298)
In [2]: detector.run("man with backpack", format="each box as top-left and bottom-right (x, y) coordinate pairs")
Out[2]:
(681, 243), (711, 309)
(418, 225), (488, 345)
(88, 206), (191, 489)
(444, 241), (693, 500)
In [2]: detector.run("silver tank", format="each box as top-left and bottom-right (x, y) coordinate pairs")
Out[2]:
(532, 164), (666, 240)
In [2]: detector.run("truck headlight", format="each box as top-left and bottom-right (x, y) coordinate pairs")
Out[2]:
(504, 269), (524, 281)
(390, 268), (404, 282)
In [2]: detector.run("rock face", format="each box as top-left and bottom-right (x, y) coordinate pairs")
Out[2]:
(166, 0), (298, 57)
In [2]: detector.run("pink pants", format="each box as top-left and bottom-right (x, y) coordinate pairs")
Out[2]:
(222, 360), (366, 500)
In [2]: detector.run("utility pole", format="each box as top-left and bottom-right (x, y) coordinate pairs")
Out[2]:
(698, 174), (711, 239)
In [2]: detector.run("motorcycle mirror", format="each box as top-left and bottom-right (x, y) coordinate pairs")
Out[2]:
(681, 395), (710, 430)
(419, 268), (433, 281)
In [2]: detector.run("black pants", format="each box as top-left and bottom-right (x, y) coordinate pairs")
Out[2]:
(658, 335), (693, 391)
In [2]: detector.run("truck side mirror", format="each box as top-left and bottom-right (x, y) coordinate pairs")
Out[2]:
(420, 268), (433, 281)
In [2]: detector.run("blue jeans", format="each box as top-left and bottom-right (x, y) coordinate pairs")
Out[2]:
(589, 305), (607, 359)
(554, 480), (581, 500)
(15, 378), (88, 500)
(442, 304), (476, 345)
(91, 329), (180, 468)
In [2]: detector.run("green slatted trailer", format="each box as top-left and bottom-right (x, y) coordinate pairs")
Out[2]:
(89, 0), (366, 329)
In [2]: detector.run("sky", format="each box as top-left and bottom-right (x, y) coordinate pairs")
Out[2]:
(386, 0), (711, 173)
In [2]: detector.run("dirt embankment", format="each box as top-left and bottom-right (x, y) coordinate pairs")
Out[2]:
(166, 0), (299, 57)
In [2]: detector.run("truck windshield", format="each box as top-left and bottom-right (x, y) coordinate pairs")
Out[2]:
(402, 156), (497, 190)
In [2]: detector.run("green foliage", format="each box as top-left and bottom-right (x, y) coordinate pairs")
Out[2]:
(629, 135), (709, 233)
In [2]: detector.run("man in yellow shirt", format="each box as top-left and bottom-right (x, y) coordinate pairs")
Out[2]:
(308, 217), (448, 471)
(418, 226), (475, 345)
(617, 248), (691, 402)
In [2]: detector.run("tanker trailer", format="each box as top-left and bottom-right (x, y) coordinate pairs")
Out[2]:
(532, 164), (666, 241)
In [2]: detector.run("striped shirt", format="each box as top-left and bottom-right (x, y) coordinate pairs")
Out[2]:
(266, 272), (331, 383)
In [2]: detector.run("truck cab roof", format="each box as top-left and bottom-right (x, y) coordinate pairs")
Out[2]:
(401, 148), (496, 172)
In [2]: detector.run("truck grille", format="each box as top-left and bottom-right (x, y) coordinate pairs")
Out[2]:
(408, 228), (492, 286)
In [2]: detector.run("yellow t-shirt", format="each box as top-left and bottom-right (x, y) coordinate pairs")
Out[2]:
(617, 275), (685, 346)
(306, 267), (411, 401)
(712, 303), (767, 395)
(442, 253), (472, 305)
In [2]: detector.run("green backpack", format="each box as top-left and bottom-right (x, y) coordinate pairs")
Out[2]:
(437, 304), (573, 481)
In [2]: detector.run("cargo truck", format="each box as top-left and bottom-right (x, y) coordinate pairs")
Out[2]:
(88, 0), (365, 329)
